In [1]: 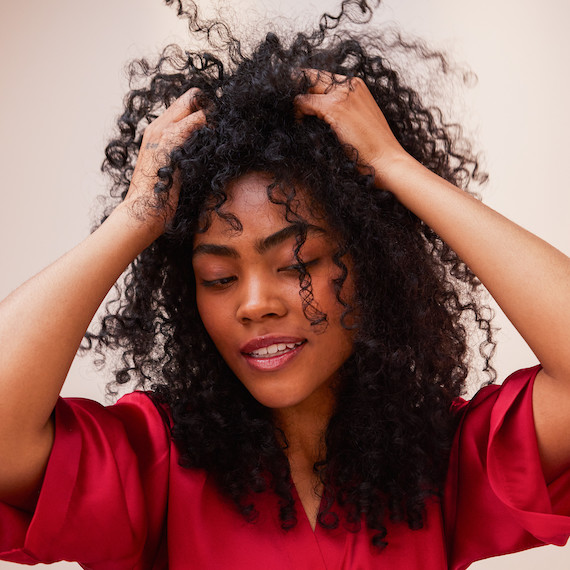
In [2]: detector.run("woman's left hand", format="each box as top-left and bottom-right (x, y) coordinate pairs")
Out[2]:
(294, 69), (411, 187)
(297, 75), (570, 486)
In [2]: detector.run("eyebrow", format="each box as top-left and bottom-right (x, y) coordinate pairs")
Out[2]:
(192, 224), (327, 259)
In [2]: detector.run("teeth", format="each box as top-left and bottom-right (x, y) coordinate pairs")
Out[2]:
(249, 341), (303, 357)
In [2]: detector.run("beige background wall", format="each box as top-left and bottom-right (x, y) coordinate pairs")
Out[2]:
(0, 0), (568, 567)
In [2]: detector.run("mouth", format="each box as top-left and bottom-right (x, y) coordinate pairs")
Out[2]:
(240, 338), (307, 372)
(246, 340), (305, 358)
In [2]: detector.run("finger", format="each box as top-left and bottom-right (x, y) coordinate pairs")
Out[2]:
(294, 93), (331, 122)
(296, 68), (348, 95)
(169, 109), (207, 146)
(168, 87), (202, 121)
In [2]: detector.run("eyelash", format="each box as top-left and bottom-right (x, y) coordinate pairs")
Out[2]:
(200, 276), (236, 289)
(279, 258), (319, 273)
(200, 259), (320, 289)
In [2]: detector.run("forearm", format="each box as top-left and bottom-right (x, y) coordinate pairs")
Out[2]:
(0, 88), (203, 507)
(381, 154), (570, 379)
(0, 203), (158, 440)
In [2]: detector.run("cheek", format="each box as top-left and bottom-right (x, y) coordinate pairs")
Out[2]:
(195, 292), (231, 347)
(315, 267), (357, 338)
(313, 265), (352, 315)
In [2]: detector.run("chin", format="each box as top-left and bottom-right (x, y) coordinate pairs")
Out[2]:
(250, 392), (304, 411)
(245, 384), (311, 411)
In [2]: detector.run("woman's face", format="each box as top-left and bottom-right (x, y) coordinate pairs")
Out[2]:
(192, 171), (354, 413)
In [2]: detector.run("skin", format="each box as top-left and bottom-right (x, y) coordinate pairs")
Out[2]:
(192, 173), (354, 525)
(0, 71), (569, 535)
(0, 88), (206, 510)
(295, 70), (570, 484)
(193, 172), (354, 414)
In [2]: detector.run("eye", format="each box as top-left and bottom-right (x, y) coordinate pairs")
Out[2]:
(279, 258), (320, 273)
(200, 276), (236, 289)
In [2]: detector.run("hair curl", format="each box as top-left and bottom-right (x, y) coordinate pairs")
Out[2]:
(85, 0), (496, 550)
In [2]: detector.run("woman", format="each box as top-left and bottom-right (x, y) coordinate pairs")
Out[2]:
(0, 0), (569, 568)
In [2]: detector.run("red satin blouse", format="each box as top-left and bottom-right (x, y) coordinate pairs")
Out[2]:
(1, 365), (569, 569)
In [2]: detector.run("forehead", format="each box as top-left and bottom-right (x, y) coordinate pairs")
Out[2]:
(195, 171), (322, 242)
(225, 171), (282, 218)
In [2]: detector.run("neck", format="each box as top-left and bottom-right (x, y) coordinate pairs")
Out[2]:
(272, 385), (336, 468)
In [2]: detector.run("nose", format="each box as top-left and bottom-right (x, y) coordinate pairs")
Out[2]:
(235, 275), (288, 324)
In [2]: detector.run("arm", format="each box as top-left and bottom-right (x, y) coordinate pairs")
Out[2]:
(0, 89), (205, 509)
(295, 72), (570, 482)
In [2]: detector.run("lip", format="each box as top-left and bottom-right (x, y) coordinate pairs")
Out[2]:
(241, 341), (306, 372)
(240, 335), (306, 354)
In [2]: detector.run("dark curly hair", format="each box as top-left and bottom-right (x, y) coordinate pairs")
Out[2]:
(85, 0), (496, 550)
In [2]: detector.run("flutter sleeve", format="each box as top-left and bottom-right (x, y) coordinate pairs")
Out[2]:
(0, 392), (170, 569)
(445, 365), (570, 570)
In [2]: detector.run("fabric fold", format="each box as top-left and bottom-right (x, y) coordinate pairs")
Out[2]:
(445, 366), (570, 569)
(0, 394), (170, 568)
(487, 366), (570, 545)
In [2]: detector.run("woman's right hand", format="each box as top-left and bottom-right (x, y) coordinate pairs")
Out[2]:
(123, 87), (207, 237)
(0, 88), (206, 510)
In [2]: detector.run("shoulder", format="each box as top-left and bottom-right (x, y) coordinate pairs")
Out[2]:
(55, 390), (173, 465)
(109, 390), (173, 428)
(450, 365), (541, 420)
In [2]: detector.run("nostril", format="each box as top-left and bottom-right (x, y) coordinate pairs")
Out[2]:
(239, 311), (281, 324)
(236, 295), (288, 323)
